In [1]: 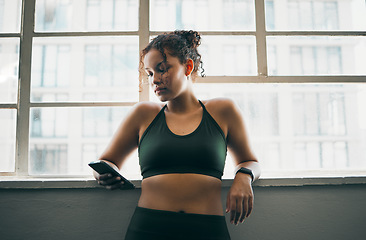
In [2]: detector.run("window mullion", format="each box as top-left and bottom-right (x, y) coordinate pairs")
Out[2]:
(138, 0), (150, 102)
(0, 104), (17, 109)
(266, 31), (366, 36)
(29, 102), (137, 108)
(33, 31), (139, 37)
(16, 0), (35, 176)
(0, 33), (20, 37)
(255, 0), (268, 77)
(195, 76), (366, 83)
(150, 31), (257, 36)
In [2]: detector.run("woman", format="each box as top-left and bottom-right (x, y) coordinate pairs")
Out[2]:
(93, 30), (261, 240)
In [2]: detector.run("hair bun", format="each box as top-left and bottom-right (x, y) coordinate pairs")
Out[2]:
(173, 30), (201, 49)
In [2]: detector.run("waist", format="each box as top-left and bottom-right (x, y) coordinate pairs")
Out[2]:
(138, 173), (223, 216)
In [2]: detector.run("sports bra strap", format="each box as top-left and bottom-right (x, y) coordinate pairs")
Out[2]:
(198, 99), (207, 111)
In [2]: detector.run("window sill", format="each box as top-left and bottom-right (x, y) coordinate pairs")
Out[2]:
(0, 176), (365, 189)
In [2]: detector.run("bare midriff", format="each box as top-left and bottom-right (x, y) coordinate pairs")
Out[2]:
(138, 173), (224, 216)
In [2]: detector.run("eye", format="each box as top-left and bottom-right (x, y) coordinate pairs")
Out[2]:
(157, 63), (169, 73)
(157, 67), (165, 73)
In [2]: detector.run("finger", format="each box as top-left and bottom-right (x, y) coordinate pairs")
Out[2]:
(235, 197), (243, 225)
(98, 173), (113, 180)
(118, 181), (126, 189)
(106, 180), (124, 190)
(240, 198), (248, 223)
(247, 195), (253, 218)
(99, 177), (121, 186)
(96, 173), (110, 184)
(96, 173), (112, 181)
(230, 198), (237, 224)
(226, 194), (231, 213)
(99, 176), (122, 186)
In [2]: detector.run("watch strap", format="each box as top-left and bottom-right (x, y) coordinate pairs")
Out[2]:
(236, 167), (254, 182)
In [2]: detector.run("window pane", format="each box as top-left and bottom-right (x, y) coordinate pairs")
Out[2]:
(265, 0), (366, 31)
(0, 0), (21, 33)
(29, 107), (140, 176)
(193, 83), (366, 177)
(0, 38), (19, 103)
(31, 37), (139, 102)
(267, 36), (366, 76)
(194, 84), (279, 137)
(35, 0), (138, 32)
(150, 0), (255, 31)
(0, 109), (16, 172)
(200, 36), (257, 76)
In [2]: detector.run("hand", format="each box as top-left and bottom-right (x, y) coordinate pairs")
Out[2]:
(92, 161), (125, 190)
(94, 173), (126, 190)
(226, 173), (254, 225)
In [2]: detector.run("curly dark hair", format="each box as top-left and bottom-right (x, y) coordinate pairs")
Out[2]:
(139, 30), (205, 89)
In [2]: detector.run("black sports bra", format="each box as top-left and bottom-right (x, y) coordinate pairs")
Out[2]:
(138, 100), (227, 180)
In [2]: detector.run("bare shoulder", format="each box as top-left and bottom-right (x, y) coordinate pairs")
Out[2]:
(133, 101), (164, 114)
(132, 101), (165, 131)
(201, 98), (238, 136)
(202, 97), (237, 116)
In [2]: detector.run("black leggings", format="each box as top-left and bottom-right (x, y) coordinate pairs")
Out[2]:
(124, 206), (231, 240)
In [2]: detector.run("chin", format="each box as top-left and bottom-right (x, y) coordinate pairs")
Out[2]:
(156, 95), (169, 102)
(160, 97), (171, 102)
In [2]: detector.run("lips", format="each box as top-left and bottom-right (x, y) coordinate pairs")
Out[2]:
(155, 87), (167, 93)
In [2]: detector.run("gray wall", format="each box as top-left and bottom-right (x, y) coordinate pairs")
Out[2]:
(0, 184), (365, 240)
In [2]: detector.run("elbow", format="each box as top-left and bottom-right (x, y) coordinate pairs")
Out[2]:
(248, 159), (261, 180)
(256, 162), (261, 180)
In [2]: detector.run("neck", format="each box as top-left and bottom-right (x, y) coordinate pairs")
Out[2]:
(166, 93), (200, 114)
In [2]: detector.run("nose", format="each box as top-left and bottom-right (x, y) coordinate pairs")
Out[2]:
(151, 73), (163, 85)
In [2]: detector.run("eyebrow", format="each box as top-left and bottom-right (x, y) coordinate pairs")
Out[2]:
(144, 61), (165, 70)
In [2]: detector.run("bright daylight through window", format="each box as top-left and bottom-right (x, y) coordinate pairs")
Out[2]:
(0, 0), (365, 180)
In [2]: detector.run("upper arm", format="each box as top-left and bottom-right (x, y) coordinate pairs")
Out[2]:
(223, 99), (257, 165)
(98, 102), (155, 168)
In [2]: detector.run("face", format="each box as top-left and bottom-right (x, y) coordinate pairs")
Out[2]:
(143, 48), (189, 102)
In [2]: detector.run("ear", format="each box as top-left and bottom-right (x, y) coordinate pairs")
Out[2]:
(185, 59), (194, 76)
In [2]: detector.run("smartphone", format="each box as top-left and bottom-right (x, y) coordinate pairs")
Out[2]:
(88, 160), (135, 189)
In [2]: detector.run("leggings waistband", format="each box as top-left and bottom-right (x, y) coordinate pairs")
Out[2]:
(136, 206), (225, 219)
(125, 206), (231, 240)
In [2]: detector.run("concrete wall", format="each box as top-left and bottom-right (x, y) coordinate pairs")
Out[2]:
(0, 184), (365, 240)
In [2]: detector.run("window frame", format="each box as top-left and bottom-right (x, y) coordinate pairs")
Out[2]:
(0, 0), (365, 179)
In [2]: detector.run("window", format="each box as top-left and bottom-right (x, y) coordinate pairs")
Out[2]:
(86, 0), (138, 31)
(288, 1), (339, 30)
(31, 36), (139, 103)
(1, 0), (365, 180)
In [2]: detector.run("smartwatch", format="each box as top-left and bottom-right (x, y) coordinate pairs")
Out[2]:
(236, 167), (254, 182)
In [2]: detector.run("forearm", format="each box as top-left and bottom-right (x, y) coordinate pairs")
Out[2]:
(234, 160), (261, 182)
